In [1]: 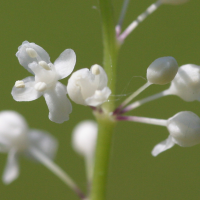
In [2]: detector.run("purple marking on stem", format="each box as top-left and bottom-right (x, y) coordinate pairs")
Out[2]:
(113, 105), (123, 115)
(74, 187), (87, 199)
(116, 115), (129, 121)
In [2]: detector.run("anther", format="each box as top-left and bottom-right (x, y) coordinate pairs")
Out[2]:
(34, 82), (47, 92)
(15, 80), (25, 88)
(39, 61), (51, 70)
(91, 65), (100, 75)
(26, 48), (38, 58)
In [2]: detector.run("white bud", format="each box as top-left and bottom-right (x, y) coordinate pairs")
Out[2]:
(168, 64), (200, 101)
(34, 82), (47, 92)
(72, 120), (97, 158)
(15, 80), (25, 88)
(147, 57), (178, 85)
(0, 111), (28, 151)
(91, 64), (100, 75)
(167, 111), (200, 147)
(67, 65), (111, 106)
(160, 0), (189, 5)
(26, 48), (38, 58)
(39, 61), (51, 70)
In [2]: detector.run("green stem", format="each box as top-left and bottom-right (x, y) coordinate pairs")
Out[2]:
(90, 115), (115, 200)
(98, 0), (118, 112)
(90, 0), (118, 200)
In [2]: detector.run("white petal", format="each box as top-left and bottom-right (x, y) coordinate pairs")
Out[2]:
(91, 65), (108, 90)
(16, 41), (50, 74)
(151, 136), (175, 157)
(12, 76), (43, 101)
(67, 77), (86, 105)
(54, 49), (76, 80)
(26, 129), (58, 161)
(3, 149), (19, 184)
(44, 82), (72, 123)
(85, 87), (111, 106)
(67, 68), (95, 105)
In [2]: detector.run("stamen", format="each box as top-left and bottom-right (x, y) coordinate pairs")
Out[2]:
(91, 65), (100, 75)
(15, 80), (25, 88)
(26, 48), (38, 58)
(34, 82), (47, 92)
(39, 61), (51, 70)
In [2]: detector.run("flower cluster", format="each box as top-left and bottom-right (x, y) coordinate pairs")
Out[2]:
(12, 41), (111, 123)
(0, 110), (57, 184)
(1, 0), (197, 199)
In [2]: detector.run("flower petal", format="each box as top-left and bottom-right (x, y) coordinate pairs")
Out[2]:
(16, 41), (51, 74)
(54, 49), (76, 80)
(2, 148), (19, 184)
(91, 65), (108, 90)
(85, 87), (111, 106)
(44, 82), (72, 123)
(11, 76), (43, 101)
(26, 129), (58, 161)
(151, 135), (175, 157)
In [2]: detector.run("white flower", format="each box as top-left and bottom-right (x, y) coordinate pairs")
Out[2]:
(0, 111), (57, 184)
(147, 57), (178, 85)
(72, 120), (97, 180)
(72, 120), (97, 158)
(168, 64), (200, 102)
(12, 41), (76, 123)
(152, 111), (200, 156)
(67, 64), (111, 106)
(160, 0), (189, 5)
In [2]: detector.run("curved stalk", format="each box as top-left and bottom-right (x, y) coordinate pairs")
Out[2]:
(30, 147), (86, 199)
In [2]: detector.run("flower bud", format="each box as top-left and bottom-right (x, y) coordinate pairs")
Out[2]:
(167, 111), (200, 147)
(0, 111), (28, 151)
(147, 57), (178, 85)
(67, 65), (111, 106)
(72, 120), (97, 158)
(160, 0), (189, 5)
(168, 64), (200, 101)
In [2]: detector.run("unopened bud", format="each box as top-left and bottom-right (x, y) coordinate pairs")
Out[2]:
(72, 120), (97, 158)
(39, 61), (51, 70)
(160, 0), (189, 5)
(34, 82), (47, 92)
(26, 48), (38, 58)
(147, 56), (178, 85)
(15, 80), (25, 88)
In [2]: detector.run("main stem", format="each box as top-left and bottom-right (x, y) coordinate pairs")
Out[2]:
(90, 0), (118, 200)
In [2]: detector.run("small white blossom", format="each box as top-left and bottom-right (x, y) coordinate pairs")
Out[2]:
(12, 41), (76, 123)
(168, 64), (200, 101)
(72, 120), (97, 158)
(72, 120), (97, 180)
(147, 57), (178, 85)
(160, 0), (189, 5)
(152, 111), (200, 156)
(0, 111), (57, 184)
(67, 64), (111, 106)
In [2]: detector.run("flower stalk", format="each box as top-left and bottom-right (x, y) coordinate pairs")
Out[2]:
(30, 147), (86, 199)
(90, 0), (118, 200)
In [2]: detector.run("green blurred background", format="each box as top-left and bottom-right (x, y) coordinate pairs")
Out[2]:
(0, 0), (200, 199)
